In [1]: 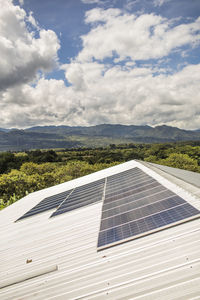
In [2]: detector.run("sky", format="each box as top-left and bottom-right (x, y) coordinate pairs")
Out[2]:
(0, 0), (200, 129)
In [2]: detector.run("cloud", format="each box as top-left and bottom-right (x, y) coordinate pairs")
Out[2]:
(27, 11), (40, 29)
(79, 8), (200, 62)
(0, 78), (84, 128)
(62, 60), (200, 128)
(124, 0), (140, 11)
(1, 62), (200, 129)
(153, 0), (172, 7)
(62, 60), (105, 91)
(59, 4), (200, 130)
(0, 0), (60, 91)
(85, 7), (121, 23)
(1, 4), (200, 130)
(81, 0), (104, 4)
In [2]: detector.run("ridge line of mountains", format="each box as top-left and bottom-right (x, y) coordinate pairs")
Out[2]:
(0, 124), (200, 151)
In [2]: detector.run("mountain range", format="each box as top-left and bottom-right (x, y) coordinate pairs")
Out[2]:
(0, 124), (200, 151)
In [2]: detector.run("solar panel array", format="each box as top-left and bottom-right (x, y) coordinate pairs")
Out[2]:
(97, 167), (200, 250)
(16, 178), (106, 221)
(16, 189), (72, 221)
(51, 178), (105, 217)
(17, 165), (200, 249)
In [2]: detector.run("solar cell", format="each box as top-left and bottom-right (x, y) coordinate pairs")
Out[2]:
(97, 167), (200, 250)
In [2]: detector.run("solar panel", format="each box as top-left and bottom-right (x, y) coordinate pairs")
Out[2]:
(97, 167), (200, 250)
(51, 178), (106, 217)
(16, 189), (73, 221)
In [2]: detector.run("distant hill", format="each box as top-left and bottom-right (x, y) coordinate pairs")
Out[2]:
(0, 124), (200, 151)
(0, 128), (10, 132)
(0, 129), (81, 151)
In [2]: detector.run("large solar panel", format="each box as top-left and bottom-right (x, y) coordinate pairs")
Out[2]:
(16, 189), (73, 221)
(97, 167), (200, 250)
(51, 178), (106, 217)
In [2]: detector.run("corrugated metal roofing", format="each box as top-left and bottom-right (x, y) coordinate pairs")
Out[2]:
(0, 160), (200, 300)
(146, 162), (200, 189)
(140, 161), (200, 200)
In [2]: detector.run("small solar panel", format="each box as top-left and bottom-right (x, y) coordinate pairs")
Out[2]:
(97, 167), (200, 250)
(51, 178), (106, 217)
(16, 189), (72, 221)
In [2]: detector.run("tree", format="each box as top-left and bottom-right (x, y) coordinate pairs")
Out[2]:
(0, 152), (16, 173)
(161, 153), (199, 172)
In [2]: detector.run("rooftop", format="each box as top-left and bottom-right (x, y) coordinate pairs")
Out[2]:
(0, 160), (200, 299)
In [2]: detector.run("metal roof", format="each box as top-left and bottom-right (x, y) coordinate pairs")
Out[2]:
(145, 161), (200, 189)
(0, 160), (200, 300)
(140, 161), (200, 200)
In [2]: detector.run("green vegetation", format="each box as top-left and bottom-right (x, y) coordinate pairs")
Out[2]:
(0, 141), (200, 210)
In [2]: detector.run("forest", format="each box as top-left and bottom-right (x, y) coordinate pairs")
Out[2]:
(0, 141), (200, 210)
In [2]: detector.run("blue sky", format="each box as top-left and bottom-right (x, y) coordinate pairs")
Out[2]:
(22, 0), (200, 74)
(0, 0), (200, 129)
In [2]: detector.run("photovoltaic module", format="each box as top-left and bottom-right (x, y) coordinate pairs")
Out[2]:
(50, 178), (105, 217)
(16, 189), (73, 221)
(97, 167), (200, 250)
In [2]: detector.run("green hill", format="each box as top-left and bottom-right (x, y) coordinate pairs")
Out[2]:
(0, 124), (200, 151)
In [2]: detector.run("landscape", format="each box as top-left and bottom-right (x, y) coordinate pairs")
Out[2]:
(1, 124), (200, 151)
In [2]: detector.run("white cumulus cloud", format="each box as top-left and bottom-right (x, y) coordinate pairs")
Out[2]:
(61, 61), (200, 129)
(0, 0), (60, 91)
(78, 8), (200, 62)
(1, 62), (200, 129)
